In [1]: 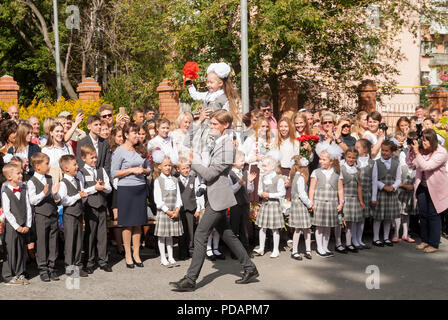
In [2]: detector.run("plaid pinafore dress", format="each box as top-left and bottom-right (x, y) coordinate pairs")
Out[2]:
(312, 169), (340, 227)
(359, 158), (374, 218)
(289, 173), (312, 229)
(154, 176), (184, 237)
(256, 174), (285, 229)
(374, 159), (400, 220)
(341, 165), (363, 223)
(398, 165), (417, 216)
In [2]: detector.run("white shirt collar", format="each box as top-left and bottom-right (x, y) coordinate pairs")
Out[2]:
(7, 183), (22, 191)
(33, 172), (45, 181)
(63, 173), (77, 182)
(322, 168), (334, 174)
(89, 132), (98, 144)
(341, 160), (358, 174)
(380, 157), (391, 164)
(206, 90), (225, 102)
(84, 164), (95, 171)
(215, 133), (228, 146)
(357, 156), (370, 168)
(264, 172), (276, 179)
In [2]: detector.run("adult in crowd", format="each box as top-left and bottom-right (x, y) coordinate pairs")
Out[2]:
(335, 117), (356, 152)
(396, 116), (411, 136)
(40, 117), (55, 146)
(76, 115), (112, 175)
(258, 99), (277, 131)
(170, 111), (193, 159)
(169, 110), (258, 292)
(132, 108), (145, 124)
(0, 120), (18, 156)
(42, 122), (74, 182)
(362, 111), (385, 160)
(7, 105), (19, 122)
(241, 108), (260, 143)
(407, 129), (448, 253)
(427, 107), (448, 151)
(111, 122), (150, 268)
(28, 116), (42, 145)
(415, 105), (426, 124)
(351, 111), (369, 140)
(317, 111), (337, 143)
(293, 112), (311, 137)
(144, 107), (156, 121)
(98, 104), (114, 130)
(7, 122), (40, 175)
(147, 118), (179, 164)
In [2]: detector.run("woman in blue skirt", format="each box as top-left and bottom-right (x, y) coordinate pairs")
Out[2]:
(111, 123), (150, 268)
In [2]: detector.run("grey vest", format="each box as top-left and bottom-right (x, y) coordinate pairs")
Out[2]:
(158, 176), (178, 211)
(3, 187), (27, 226)
(61, 178), (83, 217)
(179, 174), (197, 212)
(341, 165), (358, 197)
(401, 165), (416, 185)
(376, 159), (399, 184)
(315, 169), (339, 201)
(229, 169), (250, 205)
(291, 173), (308, 201)
(204, 93), (228, 112)
(80, 167), (107, 209)
(262, 174), (281, 196)
(30, 175), (57, 217)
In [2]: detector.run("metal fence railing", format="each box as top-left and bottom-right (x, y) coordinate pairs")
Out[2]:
(377, 103), (418, 130)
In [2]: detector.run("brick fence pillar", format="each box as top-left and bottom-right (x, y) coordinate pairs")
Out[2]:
(157, 79), (180, 122)
(427, 87), (448, 111)
(357, 80), (377, 112)
(77, 77), (101, 102)
(278, 78), (299, 113)
(0, 75), (19, 105)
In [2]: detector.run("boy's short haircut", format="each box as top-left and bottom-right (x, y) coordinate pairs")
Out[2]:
(424, 117), (435, 124)
(429, 107), (441, 115)
(145, 107), (154, 114)
(98, 104), (113, 114)
(3, 163), (21, 179)
(59, 154), (77, 171)
(394, 131), (406, 139)
(177, 157), (190, 166)
(9, 156), (23, 164)
(157, 118), (170, 129)
(100, 120), (109, 127)
(442, 106), (448, 114)
(133, 108), (144, 116)
(86, 115), (101, 126)
(80, 144), (97, 158)
(30, 152), (50, 168)
(381, 139), (397, 152)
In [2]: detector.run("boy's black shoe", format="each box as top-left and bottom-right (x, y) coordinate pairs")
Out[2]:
(79, 268), (89, 277)
(170, 276), (196, 292)
(49, 272), (60, 281)
(100, 265), (113, 272)
(84, 266), (95, 274)
(40, 273), (50, 282)
(235, 268), (259, 284)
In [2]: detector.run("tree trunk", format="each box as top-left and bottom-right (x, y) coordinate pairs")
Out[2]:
(269, 75), (280, 120)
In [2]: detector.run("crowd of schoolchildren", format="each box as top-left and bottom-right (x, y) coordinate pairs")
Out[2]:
(0, 61), (446, 287)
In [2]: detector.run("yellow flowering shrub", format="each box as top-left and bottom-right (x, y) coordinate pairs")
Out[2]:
(0, 98), (115, 131)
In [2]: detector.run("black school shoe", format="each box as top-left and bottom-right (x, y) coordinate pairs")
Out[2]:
(384, 239), (394, 247)
(304, 251), (312, 260)
(49, 271), (60, 281)
(346, 245), (359, 253)
(40, 272), (50, 282)
(372, 240), (384, 247)
(170, 276), (196, 292)
(335, 245), (347, 254)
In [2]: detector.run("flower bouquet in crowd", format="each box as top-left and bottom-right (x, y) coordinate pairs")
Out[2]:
(0, 208), (4, 235)
(296, 135), (320, 162)
(182, 61), (200, 88)
(249, 203), (260, 223)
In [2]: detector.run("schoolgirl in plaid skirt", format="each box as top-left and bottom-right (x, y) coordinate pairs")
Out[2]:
(288, 155), (313, 260)
(371, 140), (401, 247)
(153, 154), (184, 267)
(338, 148), (366, 254)
(354, 138), (374, 249)
(254, 152), (286, 258)
(309, 143), (344, 258)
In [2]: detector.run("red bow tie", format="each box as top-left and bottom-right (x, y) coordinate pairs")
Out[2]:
(12, 187), (21, 193)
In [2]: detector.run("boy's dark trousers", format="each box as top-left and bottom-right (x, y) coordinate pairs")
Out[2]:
(63, 213), (83, 268)
(2, 222), (26, 282)
(83, 205), (108, 268)
(229, 203), (250, 252)
(35, 213), (59, 275)
(178, 208), (196, 259)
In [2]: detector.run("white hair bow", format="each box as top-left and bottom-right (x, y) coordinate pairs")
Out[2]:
(207, 62), (231, 79)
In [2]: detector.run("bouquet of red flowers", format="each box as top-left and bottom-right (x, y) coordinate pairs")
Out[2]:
(296, 135), (320, 162)
(182, 62), (200, 87)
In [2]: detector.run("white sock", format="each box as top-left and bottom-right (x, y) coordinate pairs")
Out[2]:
(373, 220), (381, 242)
(351, 223), (360, 247)
(323, 227), (331, 253)
(315, 227), (325, 254)
(258, 228), (267, 252)
(383, 220), (391, 240)
(207, 233), (213, 256)
(334, 225), (342, 247)
(358, 221), (365, 245)
(166, 237), (174, 262)
(345, 222), (352, 246)
(212, 230), (222, 255)
(158, 237), (167, 263)
(402, 215), (409, 238)
(272, 229), (280, 254)
(304, 229), (311, 253)
(394, 218), (401, 238)
(292, 229), (301, 255)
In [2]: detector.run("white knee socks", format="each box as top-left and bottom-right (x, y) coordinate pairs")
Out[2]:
(258, 228), (267, 252)
(158, 237), (168, 263)
(345, 222), (352, 246)
(292, 229), (301, 255)
(401, 215), (409, 238)
(383, 220), (391, 241)
(351, 222), (360, 247)
(272, 229), (280, 254)
(373, 220), (381, 242)
(357, 221), (366, 246)
(394, 217), (401, 239)
(315, 227), (324, 254)
(304, 229), (311, 253)
(212, 230), (222, 255)
(166, 236), (174, 262)
(323, 227), (331, 253)
(334, 225), (342, 247)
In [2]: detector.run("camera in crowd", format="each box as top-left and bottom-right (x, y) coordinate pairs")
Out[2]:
(379, 123), (388, 132)
(407, 123), (423, 148)
(0, 110), (10, 120)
